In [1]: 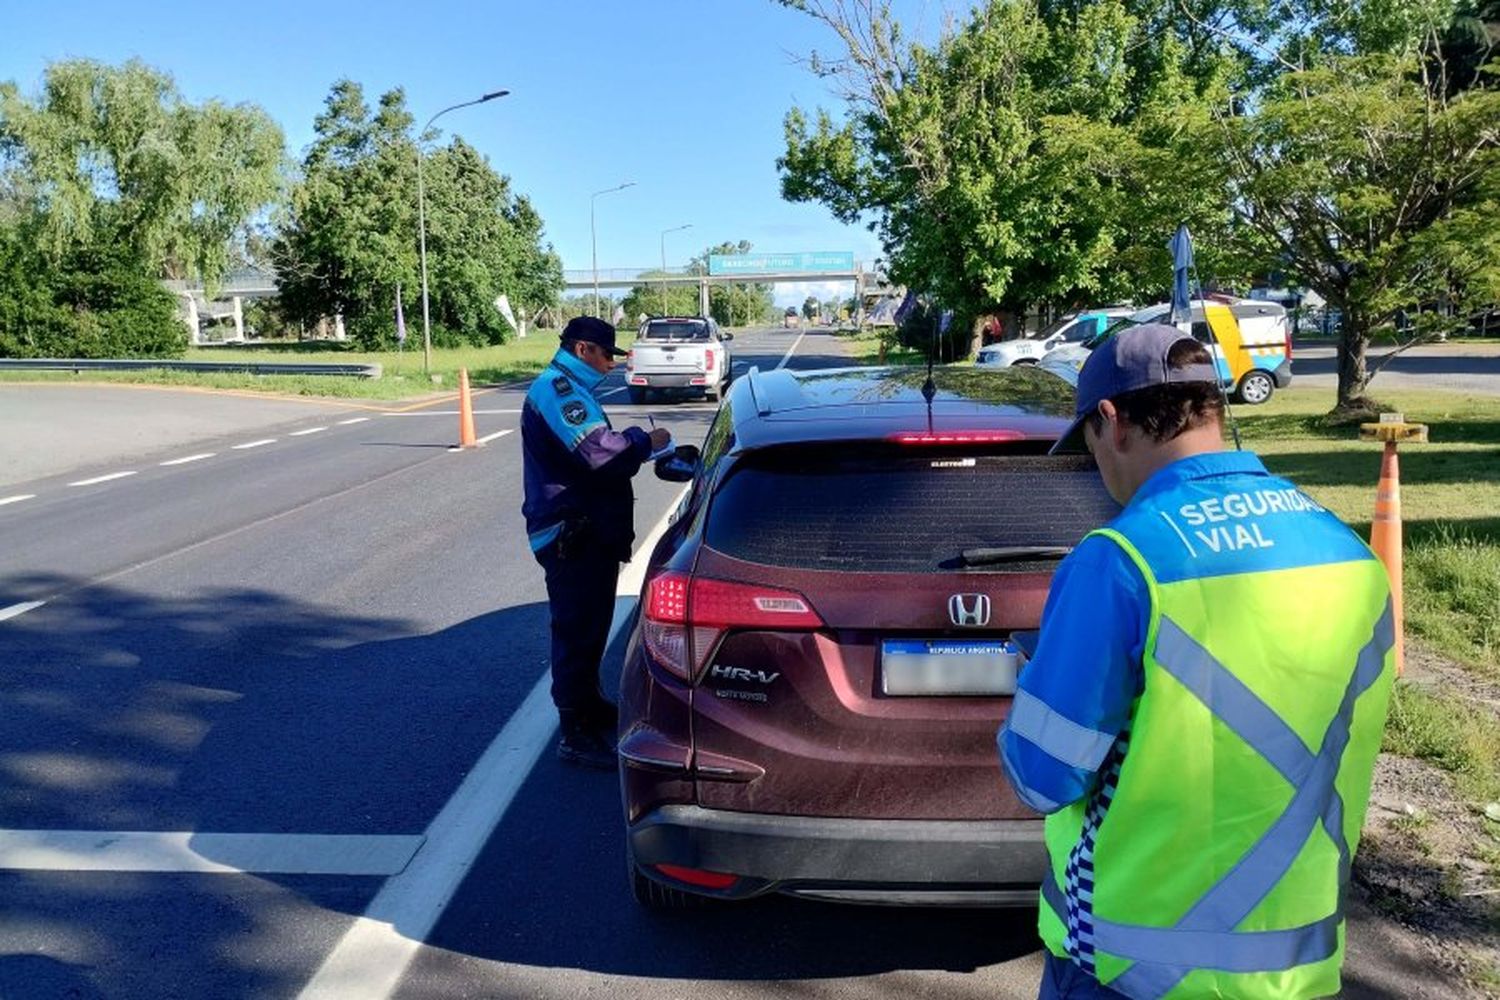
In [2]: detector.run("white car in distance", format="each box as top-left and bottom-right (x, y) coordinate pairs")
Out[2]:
(975, 309), (1133, 368)
(626, 316), (733, 404)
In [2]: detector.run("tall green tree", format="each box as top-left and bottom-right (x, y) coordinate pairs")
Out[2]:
(0, 58), (283, 285)
(1220, 54), (1500, 408)
(776, 0), (1237, 345)
(0, 59), (283, 356)
(275, 80), (563, 349)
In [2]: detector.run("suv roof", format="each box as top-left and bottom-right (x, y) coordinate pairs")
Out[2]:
(726, 365), (1076, 452)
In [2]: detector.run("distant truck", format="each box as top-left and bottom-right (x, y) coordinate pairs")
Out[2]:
(626, 316), (734, 404)
(783, 307), (801, 329)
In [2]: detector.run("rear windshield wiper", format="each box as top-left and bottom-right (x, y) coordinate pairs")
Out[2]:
(961, 545), (1073, 566)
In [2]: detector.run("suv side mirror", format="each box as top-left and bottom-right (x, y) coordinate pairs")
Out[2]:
(721, 332), (734, 341)
(654, 444), (701, 482)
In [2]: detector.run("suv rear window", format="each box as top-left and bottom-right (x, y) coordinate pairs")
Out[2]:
(705, 449), (1119, 572)
(643, 320), (711, 342)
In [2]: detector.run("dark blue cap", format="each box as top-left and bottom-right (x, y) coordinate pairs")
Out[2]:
(1055, 323), (1219, 452)
(562, 316), (628, 357)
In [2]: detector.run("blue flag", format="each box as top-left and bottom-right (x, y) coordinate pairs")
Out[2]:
(1169, 225), (1195, 324)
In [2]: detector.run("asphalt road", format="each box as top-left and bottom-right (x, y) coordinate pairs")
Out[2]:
(1290, 342), (1500, 396)
(0, 328), (1453, 1000)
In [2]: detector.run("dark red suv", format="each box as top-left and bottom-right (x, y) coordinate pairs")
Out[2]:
(619, 364), (1117, 908)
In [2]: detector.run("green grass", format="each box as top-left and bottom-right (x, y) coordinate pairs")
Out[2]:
(1384, 684), (1500, 806)
(1239, 387), (1500, 676)
(0, 334), (607, 401)
(838, 326), (929, 367)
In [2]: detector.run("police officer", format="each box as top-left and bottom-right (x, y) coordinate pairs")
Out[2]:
(999, 325), (1394, 999)
(522, 316), (670, 769)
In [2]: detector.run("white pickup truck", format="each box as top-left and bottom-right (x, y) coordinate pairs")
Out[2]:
(625, 316), (734, 404)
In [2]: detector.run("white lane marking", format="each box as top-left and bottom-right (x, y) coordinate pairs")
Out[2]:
(160, 453), (215, 467)
(337, 417), (371, 425)
(289, 426), (328, 437)
(0, 601), (46, 622)
(0, 494), (36, 506)
(298, 490), (687, 1000)
(598, 386), (627, 398)
(68, 471), (137, 487)
(0, 830), (424, 875)
(232, 438), (276, 450)
(476, 429), (514, 445)
(777, 331), (807, 369)
(380, 409), (522, 417)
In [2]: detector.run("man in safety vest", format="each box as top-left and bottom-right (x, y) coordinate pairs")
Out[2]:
(999, 324), (1394, 999)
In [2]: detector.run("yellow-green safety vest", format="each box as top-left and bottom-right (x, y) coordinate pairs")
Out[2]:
(1038, 477), (1394, 999)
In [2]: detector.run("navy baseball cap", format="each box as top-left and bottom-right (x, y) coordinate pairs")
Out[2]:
(1054, 323), (1219, 452)
(562, 316), (628, 357)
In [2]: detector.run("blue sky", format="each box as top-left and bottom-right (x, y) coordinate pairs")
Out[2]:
(5, 0), (951, 306)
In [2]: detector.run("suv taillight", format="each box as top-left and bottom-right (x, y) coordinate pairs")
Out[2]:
(704, 350), (715, 371)
(642, 571), (823, 680)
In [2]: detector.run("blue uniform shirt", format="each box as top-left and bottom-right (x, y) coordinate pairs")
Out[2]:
(998, 451), (1286, 813)
(521, 348), (652, 560)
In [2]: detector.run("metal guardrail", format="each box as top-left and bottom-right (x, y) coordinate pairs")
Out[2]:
(0, 358), (382, 378)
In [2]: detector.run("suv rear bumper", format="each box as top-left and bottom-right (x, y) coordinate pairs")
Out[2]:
(629, 373), (710, 388)
(628, 804), (1047, 906)
(1272, 359), (1292, 387)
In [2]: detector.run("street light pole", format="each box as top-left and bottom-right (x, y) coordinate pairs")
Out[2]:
(658, 223), (692, 317)
(590, 181), (635, 319)
(417, 89), (508, 376)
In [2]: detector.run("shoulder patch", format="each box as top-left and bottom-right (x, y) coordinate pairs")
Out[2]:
(562, 400), (588, 426)
(552, 376), (573, 396)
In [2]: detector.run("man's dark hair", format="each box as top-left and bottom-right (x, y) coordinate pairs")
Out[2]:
(1085, 339), (1225, 443)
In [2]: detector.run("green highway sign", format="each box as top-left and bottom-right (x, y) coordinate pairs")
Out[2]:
(708, 251), (855, 276)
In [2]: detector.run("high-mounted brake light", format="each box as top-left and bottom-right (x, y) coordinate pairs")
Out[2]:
(889, 431), (1026, 445)
(642, 572), (824, 680)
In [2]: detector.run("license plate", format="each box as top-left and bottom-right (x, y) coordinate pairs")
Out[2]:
(881, 639), (1018, 697)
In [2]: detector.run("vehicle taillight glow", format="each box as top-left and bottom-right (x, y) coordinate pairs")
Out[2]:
(889, 430), (1026, 445)
(704, 350), (715, 371)
(1283, 320), (1293, 361)
(653, 864), (738, 890)
(641, 571), (824, 680)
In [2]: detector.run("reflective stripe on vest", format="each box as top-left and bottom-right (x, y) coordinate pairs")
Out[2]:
(1044, 600), (1395, 997)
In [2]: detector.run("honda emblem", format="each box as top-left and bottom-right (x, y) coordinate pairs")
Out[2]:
(948, 593), (992, 627)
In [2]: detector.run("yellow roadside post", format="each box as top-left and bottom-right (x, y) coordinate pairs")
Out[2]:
(1359, 412), (1429, 677)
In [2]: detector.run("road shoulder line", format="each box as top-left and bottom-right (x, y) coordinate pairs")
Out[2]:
(297, 487), (687, 1000)
(0, 830), (424, 875)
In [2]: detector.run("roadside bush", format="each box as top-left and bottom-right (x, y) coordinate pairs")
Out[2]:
(0, 230), (187, 358)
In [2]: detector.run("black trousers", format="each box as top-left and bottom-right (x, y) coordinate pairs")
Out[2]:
(536, 544), (621, 714)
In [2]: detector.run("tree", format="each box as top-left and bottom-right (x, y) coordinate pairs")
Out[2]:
(622, 275), (698, 319)
(776, 0), (1500, 406)
(0, 58), (283, 356)
(275, 80), (563, 349)
(0, 59), (283, 286)
(776, 1), (1238, 346)
(1220, 53), (1500, 408)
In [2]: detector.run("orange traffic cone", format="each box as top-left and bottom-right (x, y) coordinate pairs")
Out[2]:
(456, 367), (474, 449)
(1369, 442), (1404, 676)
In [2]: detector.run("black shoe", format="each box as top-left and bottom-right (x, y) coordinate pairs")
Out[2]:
(557, 727), (617, 770)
